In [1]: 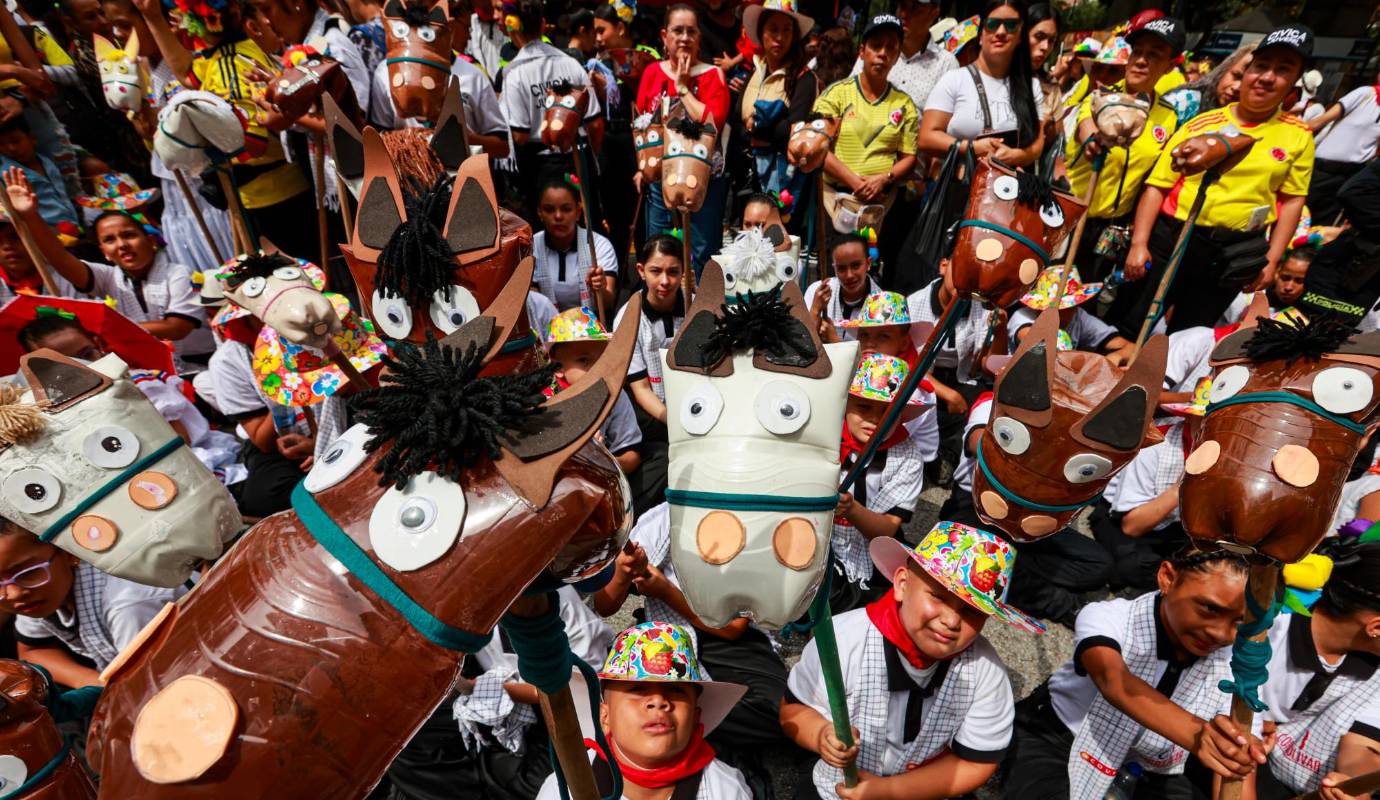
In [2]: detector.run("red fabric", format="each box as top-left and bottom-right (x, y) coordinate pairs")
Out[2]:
(635, 62), (731, 127)
(865, 595), (933, 670)
(586, 725), (716, 790)
(1, 269), (44, 296)
(839, 418), (908, 466)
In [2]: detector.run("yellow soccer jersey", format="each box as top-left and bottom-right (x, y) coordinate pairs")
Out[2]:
(814, 77), (918, 182)
(1066, 95), (1180, 219)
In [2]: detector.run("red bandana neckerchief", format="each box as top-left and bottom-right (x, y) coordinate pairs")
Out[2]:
(586, 724), (716, 790)
(840, 418), (909, 466)
(866, 595), (933, 671)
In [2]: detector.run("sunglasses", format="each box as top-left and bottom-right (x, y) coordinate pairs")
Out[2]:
(0, 560), (53, 591)
(984, 17), (1022, 33)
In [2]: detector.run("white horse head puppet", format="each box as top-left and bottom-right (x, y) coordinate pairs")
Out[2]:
(94, 31), (145, 114)
(661, 262), (858, 628)
(712, 202), (801, 298)
(153, 90), (247, 174)
(0, 352), (241, 587)
(215, 252), (342, 349)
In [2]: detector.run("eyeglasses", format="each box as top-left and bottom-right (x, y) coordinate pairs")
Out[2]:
(984, 17), (1022, 33)
(0, 560), (52, 591)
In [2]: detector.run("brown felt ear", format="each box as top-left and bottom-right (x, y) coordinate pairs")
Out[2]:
(20, 349), (112, 411)
(353, 127), (406, 256)
(324, 93), (365, 181)
(431, 77), (470, 172)
(667, 261), (732, 377)
(480, 255), (536, 361)
(443, 154), (500, 263)
(993, 307), (1057, 428)
(752, 278), (830, 379)
(1071, 334), (1169, 452)
(495, 296), (643, 507)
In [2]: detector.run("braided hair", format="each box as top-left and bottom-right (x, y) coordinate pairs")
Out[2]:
(1315, 538), (1380, 617)
(1167, 546), (1251, 578)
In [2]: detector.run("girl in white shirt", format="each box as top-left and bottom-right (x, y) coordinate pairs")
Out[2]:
(531, 179), (618, 313)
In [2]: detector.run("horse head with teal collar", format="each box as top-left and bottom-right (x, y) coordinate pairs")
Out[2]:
(1181, 314), (1380, 564)
(973, 308), (1167, 542)
(950, 158), (1087, 308)
(661, 261), (858, 629)
(661, 104), (718, 213)
(87, 270), (640, 797)
(0, 350), (240, 588)
(384, 0), (454, 122)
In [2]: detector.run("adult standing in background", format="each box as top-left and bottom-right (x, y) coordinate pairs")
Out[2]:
(592, 1), (641, 259)
(1162, 42), (1254, 125)
(1306, 74), (1380, 224)
(738, 0), (811, 197)
(247, 0), (372, 112)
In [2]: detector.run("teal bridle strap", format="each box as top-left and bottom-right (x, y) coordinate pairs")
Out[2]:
(499, 332), (539, 355)
(665, 488), (839, 513)
(386, 55), (451, 71)
(956, 220), (1051, 265)
(40, 437), (185, 543)
(292, 482), (494, 652)
(663, 153), (713, 167)
(1206, 391), (1369, 435)
(975, 438), (1101, 514)
(0, 737), (70, 800)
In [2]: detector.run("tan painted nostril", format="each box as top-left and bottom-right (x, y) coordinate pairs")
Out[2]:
(772, 517), (816, 570)
(313, 322), (329, 336)
(979, 490), (1008, 520)
(696, 511), (745, 565)
(1018, 258), (1040, 284)
(1184, 440), (1221, 475)
(1020, 515), (1059, 537)
(975, 238), (1004, 262)
(1273, 444), (1320, 488)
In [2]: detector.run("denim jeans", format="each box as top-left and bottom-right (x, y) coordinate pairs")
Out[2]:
(645, 175), (728, 275)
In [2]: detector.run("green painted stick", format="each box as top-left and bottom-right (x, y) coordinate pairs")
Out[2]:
(813, 597), (859, 787)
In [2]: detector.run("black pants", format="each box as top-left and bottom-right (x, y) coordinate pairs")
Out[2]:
(627, 441), (668, 519)
(231, 444), (304, 518)
(934, 367), (985, 470)
(1089, 500), (1186, 592)
(1307, 158), (1366, 226)
(1105, 215), (1264, 338)
(697, 626), (789, 751)
(1004, 682), (1211, 800)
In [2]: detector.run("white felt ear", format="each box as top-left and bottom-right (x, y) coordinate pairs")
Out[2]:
(90, 352), (130, 380)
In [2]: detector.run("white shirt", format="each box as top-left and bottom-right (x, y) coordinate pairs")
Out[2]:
(1008, 306), (1119, 351)
(850, 39), (958, 111)
(532, 228), (619, 310)
(802, 276), (883, 338)
(468, 16), (505, 79)
(527, 291), (559, 343)
(925, 67), (1043, 141)
(787, 607), (1015, 773)
(1107, 423), (1183, 529)
(1163, 326), (1217, 393)
(199, 340), (310, 437)
(1258, 612), (1380, 725)
(953, 394), (993, 493)
(535, 754), (751, 800)
(310, 9), (372, 112)
(368, 56), (507, 133)
(81, 253), (214, 366)
(1315, 86), (1380, 164)
(1330, 471), (1380, 533)
(499, 42), (602, 141)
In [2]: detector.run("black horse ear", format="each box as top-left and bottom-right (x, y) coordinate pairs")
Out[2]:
(383, 0), (405, 16)
(20, 350), (112, 411)
(993, 307), (1057, 427)
(324, 94), (364, 181)
(431, 77), (470, 172)
(666, 262), (732, 377)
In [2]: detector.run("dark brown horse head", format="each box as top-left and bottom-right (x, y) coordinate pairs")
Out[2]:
(384, 0), (454, 121)
(950, 159), (1087, 308)
(661, 105), (718, 212)
(540, 81), (589, 151)
(973, 308), (1166, 541)
(0, 659), (94, 795)
(1180, 315), (1380, 563)
(786, 114), (837, 172)
(634, 99), (666, 182)
(265, 41), (359, 123)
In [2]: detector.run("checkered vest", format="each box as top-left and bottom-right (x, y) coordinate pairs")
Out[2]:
(39, 563), (120, 668)
(907, 282), (993, 385)
(1269, 663), (1380, 792)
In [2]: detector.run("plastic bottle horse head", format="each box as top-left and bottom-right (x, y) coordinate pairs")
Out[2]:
(265, 41), (356, 122)
(152, 90), (246, 174)
(384, 0), (454, 121)
(1090, 90), (1151, 148)
(633, 100), (666, 182)
(540, 81), (589, 152)
(216, 252), (342, 350)
(94, 32), (145, 114)
(786, 115), (838, 172)
(0, 660), (97, 797)
(661, 107), (718, 213)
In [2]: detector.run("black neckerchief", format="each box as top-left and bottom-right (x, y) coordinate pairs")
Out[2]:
(545, 233), (579, 283)
(640, 285), (684, 338)
(1153, 595), (1200, 696)
(1287, 612), (1380, 712)
(883, 638), (952, 742)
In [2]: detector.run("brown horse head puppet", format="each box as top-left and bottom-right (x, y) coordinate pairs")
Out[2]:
(973, 308), (1167, 541)
(340, 128), (536, 370)
(540, 80), (589, 151)
(265, 41), (361, 124)
(634, 99), (666, 183)
(661, 105), (718, 213)
(1171, 130), (1258, 176)
(786, 115), (838, 172)
(384, 0), (454, 121)
(87, 281), (641, 797)
(1180, 315), (1380, 563)
(325, 80), (468, 198)
(950, 159), (1086, 308)
(0, 660), (96, 797)
(1090, 90), (1151, 148)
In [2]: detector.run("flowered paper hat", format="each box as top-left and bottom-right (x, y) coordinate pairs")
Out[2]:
(1095, 36), (1131, 65)
(1056, 328), (1074, 352)
(1072, 36), (1101, 58)
(1020, 266), (1102, 310)
(75, 171), (159, 211)
(849, 353), (927, 421)
(598, 622), (747, 734)
(251, 293), (386, 406)
(940, 15), (978, 54)
(836, 291), (911, 329)
(743, 0), (814, 47)
(871, 521), (1046, 634)
(545, 307), (611, 346)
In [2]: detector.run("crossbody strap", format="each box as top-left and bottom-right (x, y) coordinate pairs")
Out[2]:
(966, 64), (993, 134)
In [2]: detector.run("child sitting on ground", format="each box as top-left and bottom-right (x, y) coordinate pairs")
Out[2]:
(1009, 266), (1130, 362)
(0, 117), (78, 229)
(545, 307), (642, 475)
(784, 522), (1041, 799)
(1218, 246), (1312, 325)
(535, 621), (752, 799)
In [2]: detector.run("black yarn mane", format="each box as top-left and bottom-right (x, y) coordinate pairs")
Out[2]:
(220, 252), (295, 289)
(1244, 314), (1353, 364)
(702, 287), (812, 364)
(351, 335), (558, 488)
(1013, 168), (1059, 211)
(398, 0), (440, 29)
(549, 79), (577, 96)
(666, 114), (708, 140)
(376, 174), (458, 309)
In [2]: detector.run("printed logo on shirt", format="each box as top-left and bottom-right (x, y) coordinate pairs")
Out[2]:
(1079, 751), (1118, 777)
(1152, 125), (1167, 143)
(889, 108), (904, 126)
(1271, 146), (1288, 162)
(1139, 747), (1186, 770)
(1276, 730), (1323, 775)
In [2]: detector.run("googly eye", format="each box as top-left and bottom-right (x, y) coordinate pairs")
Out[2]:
(116, 63), (129, 74)
(371, 289), (413, 339)
(559, 96), (577, 109)
(990, 416), (1030, 455)
(83, 425), (140, 469)
(417, 25), (436, 41)
(680, 383), (724, 435)
(3, 468), (61, 514)
(791, 121), (803, 133)
(993, 175), (1019, 200)
(543, 94), (556, 108)
(754, 380), (811, 435)
(1313, 366), (1374, 415)
(692, 143), (708, 158)
(1063, 453), (1113, 484)
(634, 134), (644, 146)
(774, 256), (797, 284)
(389, 20), (409, 37)
(722, 269), (736, 290)
(1209, 365), (1251, 403)
(272, 266), (303, 281)
(428, 285), (481, 334)
(240, 276), (266, 298)
(0, 754), (26, 794)
(667, 141), (684, 156)
(304, 424), (372, 492)
(1040, 202), (1065, 227)
(647, 130), (661, 143)
(811, 119), (826, 130)
(369, 472), (466, 571)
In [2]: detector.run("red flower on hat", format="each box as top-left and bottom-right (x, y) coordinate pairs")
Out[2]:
(1271, 147), (1287, 162)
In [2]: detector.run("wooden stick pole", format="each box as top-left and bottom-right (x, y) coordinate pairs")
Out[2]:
(173, 169), (225, 265)
(816, 176), (830, 282)
(215, 169), (253, 255)
(1291, 767), (1380, 799)
(1131, 176), (1214, 357)
(813, 599), (859, 788)
(680, 208), (695, 304)
(0, 189), (57, 295)
(323, 341), (373, 393)
(1217, 564), (1280, 800)
(313, 130), (329, 275)
(626, 183), (644, 282)
(1055, 160), (1103, 302)
(570, 145), (605, 324)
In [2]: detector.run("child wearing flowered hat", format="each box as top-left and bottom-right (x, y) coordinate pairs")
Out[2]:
(828, 352), (928, 612)
(534, 621), (752, 799)
(545, 307), (643, 476)
(836, 290), (939, 460)
(782, 522), (1041, 799)
(1008, 266), (1130, 361)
